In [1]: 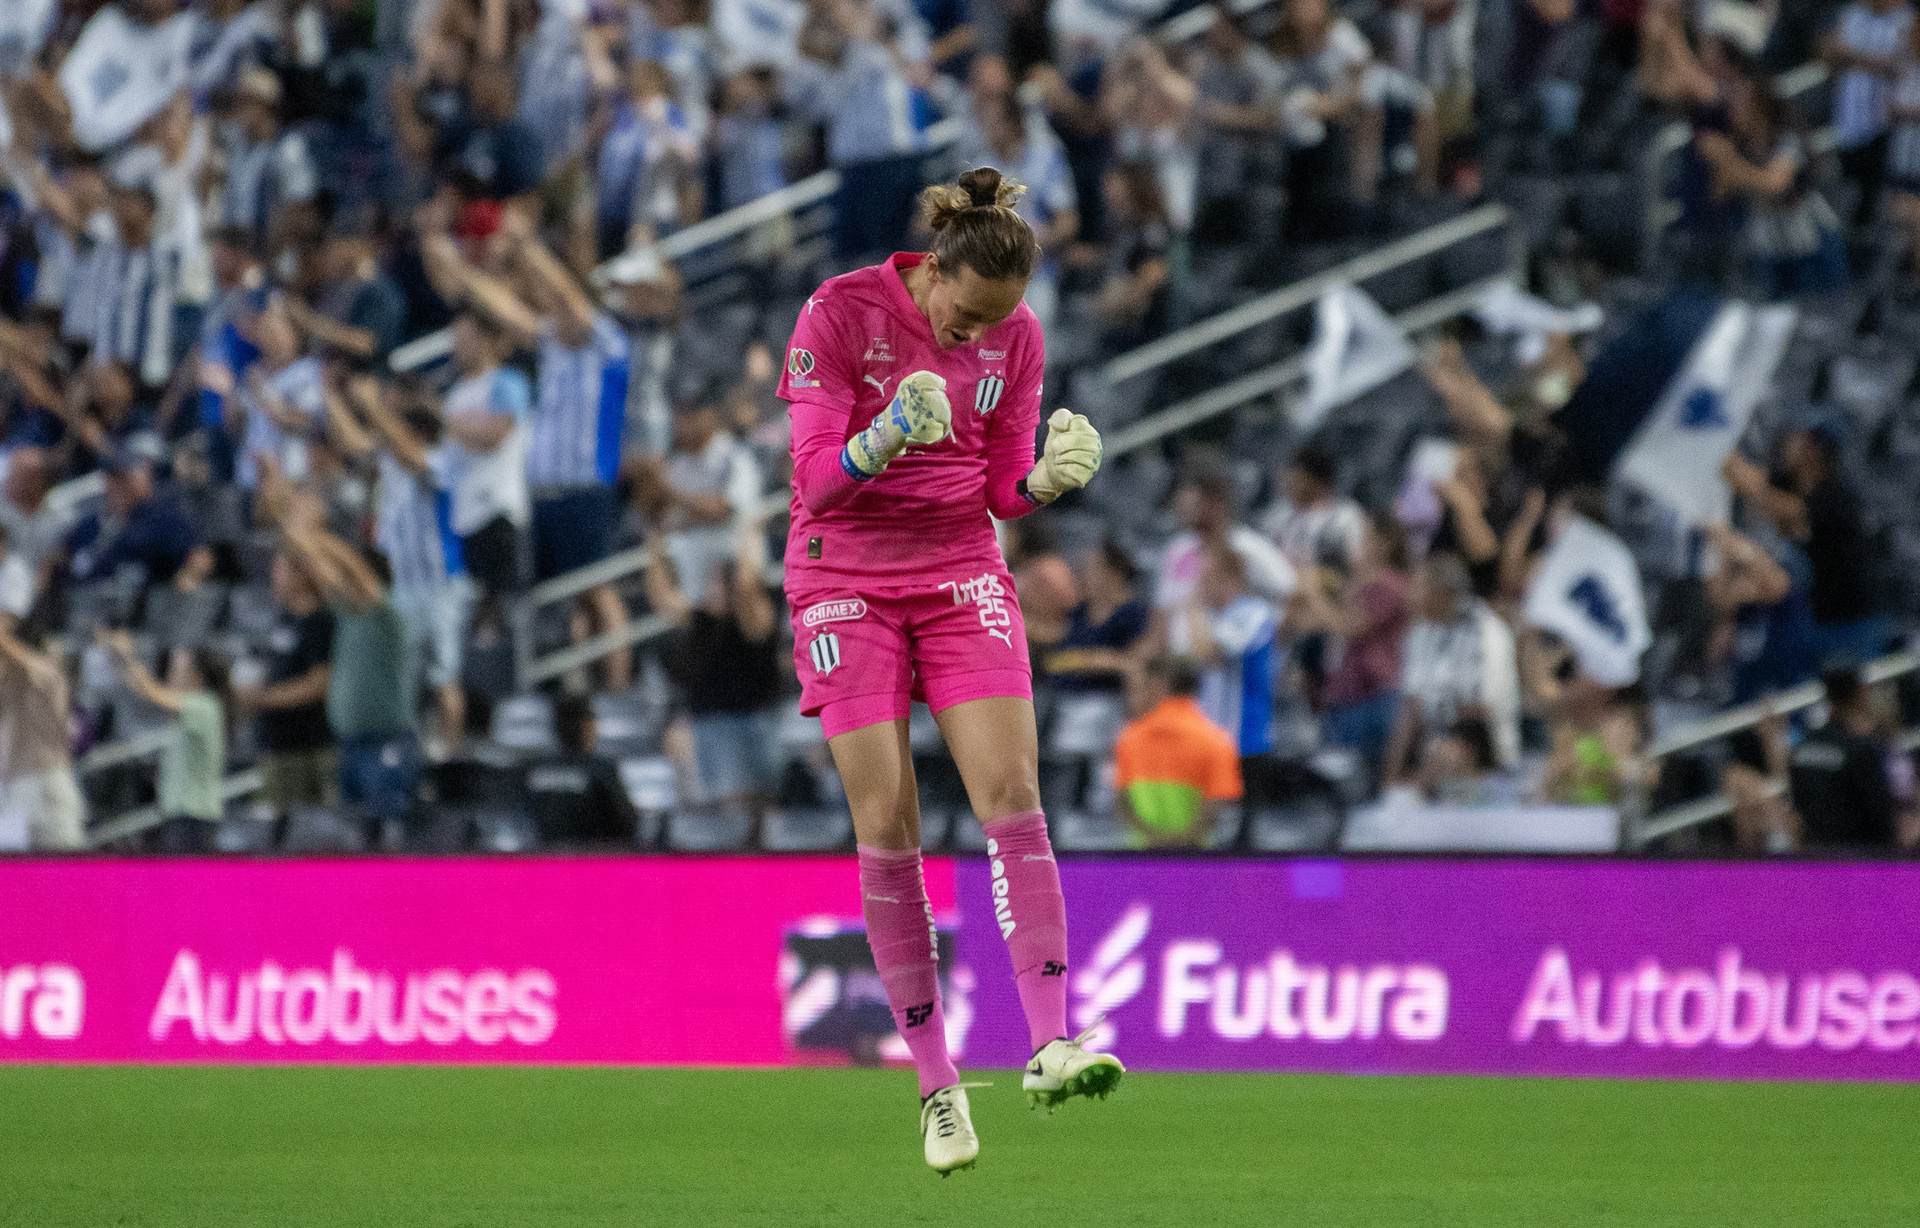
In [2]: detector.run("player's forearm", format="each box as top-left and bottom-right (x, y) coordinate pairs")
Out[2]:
(789, 403), (867, 515)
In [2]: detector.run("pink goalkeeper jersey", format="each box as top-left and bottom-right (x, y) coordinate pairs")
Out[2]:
(779, 252), (1046, 589)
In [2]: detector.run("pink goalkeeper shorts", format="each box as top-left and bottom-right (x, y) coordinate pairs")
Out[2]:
(789, 568), (1033, 739)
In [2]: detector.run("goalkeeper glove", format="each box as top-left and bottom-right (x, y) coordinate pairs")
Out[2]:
(1023, 409), (1103, 504)
(842, 370), (952, 479)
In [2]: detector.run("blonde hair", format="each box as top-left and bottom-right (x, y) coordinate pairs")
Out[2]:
(918, 166), (1040, 283)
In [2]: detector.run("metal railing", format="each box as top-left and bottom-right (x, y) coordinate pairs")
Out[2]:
(86, 768), (265, 848)
(1105, 271), (1518, 456)
(1156, 0), (1281, 44)
(511, 490), (789, 686)
(1100, 203), (1514, 386)
(71, 718), (268, 847)
(75, 724), (178, 776)
(1626, 649), (1918, 848)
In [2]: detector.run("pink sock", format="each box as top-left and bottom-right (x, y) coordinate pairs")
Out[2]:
(857, 844), (958, 1098)
(981, 810), (1070, 1052)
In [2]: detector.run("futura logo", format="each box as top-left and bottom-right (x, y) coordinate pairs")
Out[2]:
(1070, 905), (1151, 1050)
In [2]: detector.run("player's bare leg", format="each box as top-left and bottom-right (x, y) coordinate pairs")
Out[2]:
(828, 719), (977, 1172)
(937, 697), (1124, 1110)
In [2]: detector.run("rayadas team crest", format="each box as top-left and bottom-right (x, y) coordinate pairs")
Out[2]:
(810, 632), (842, 677)
(974, 375), (1005, 415)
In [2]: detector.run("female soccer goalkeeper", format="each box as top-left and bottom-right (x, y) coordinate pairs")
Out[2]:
(777, 166), (1119, 1173)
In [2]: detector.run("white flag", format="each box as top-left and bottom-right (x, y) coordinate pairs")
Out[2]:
(1472, 279), (1603, 364)
(1523, 516), (1651, 688)
(58, 8), (193, 152)
(1615, 301), (1796, 528)
(1297, 282), (1415, 428)
(0, 0), (56, 81)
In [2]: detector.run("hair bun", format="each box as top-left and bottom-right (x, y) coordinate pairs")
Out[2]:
(960, 166), (1003, 209)
(916, 167), (1040, 282)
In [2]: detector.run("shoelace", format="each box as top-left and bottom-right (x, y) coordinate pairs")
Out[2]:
(921, 1082), (992, 1138)
(1033, 1018), (1111, 1067)
(1068, 1019), (1107, 1048)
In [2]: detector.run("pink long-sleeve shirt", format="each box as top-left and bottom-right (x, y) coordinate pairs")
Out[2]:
(778, 252), (1045, 590)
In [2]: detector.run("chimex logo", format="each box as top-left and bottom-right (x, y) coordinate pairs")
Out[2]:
(148, 950), (556, 1048)
(803, 599), (866, 628)
(0, 962), (84, 1041)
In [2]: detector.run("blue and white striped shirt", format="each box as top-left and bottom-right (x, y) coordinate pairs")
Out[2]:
(376, 450), (466, 592)
(527, 315), (629, 489)
(237, 356), (325, 489)
(1832, 3), (1914, 149)
(60, 229), (119, 346)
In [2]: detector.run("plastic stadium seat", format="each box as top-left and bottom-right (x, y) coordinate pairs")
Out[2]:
(665, 805), (755, 851)
(211, 800), (279, 853)
(470, 809), (539, 853)
(239, 533), (281, 587)
(590, 692), (660, 757)
(907, 703), (943, 752)
(201, 484), (248, 546)
(492, 694), (556, 750)
(225, 584), (281, 643)
(950, 812), (989, 852)
(1204, 803), (1244, 851)
(1246, 797), (1343, 852)
(617, 755), (676, 843)
(142, 583), (227, 649)
(1309, 748), (1371, 809)
(917, 807), (953, 852)
(761, 808), (852, 851)
(1053, 810), (1130, 852)
(275, 804), (361, 852)
(1048, 693), (1126, 758)
(411, 807), (477, 853)
(777, 706), (827, 751)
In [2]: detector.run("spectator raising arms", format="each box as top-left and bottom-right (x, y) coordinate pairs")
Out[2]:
(234, 540), (336, 847)
(1047, 538), (1150, 694)
(650, 520), (783, 833)
(1724, 428), (1884, 665)
(1821, 0), (1914, 227)
(1296, 513), (1413, 767)
(0, 621), (84, 850)
(100, 629), (229, 854)
(257, 455), (420, 851)
(409, 246), (534, 609)
(1152, 468), (1297, 652)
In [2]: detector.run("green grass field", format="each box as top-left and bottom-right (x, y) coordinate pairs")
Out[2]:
(1, 1066), (1914, 1226)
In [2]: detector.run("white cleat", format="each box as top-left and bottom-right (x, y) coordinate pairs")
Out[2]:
(1023, 1025), (1125, 1112)
(920, 1083), (986, 1175)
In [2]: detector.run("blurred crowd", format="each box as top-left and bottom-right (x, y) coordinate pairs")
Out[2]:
(1, 0), (1919, 857)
